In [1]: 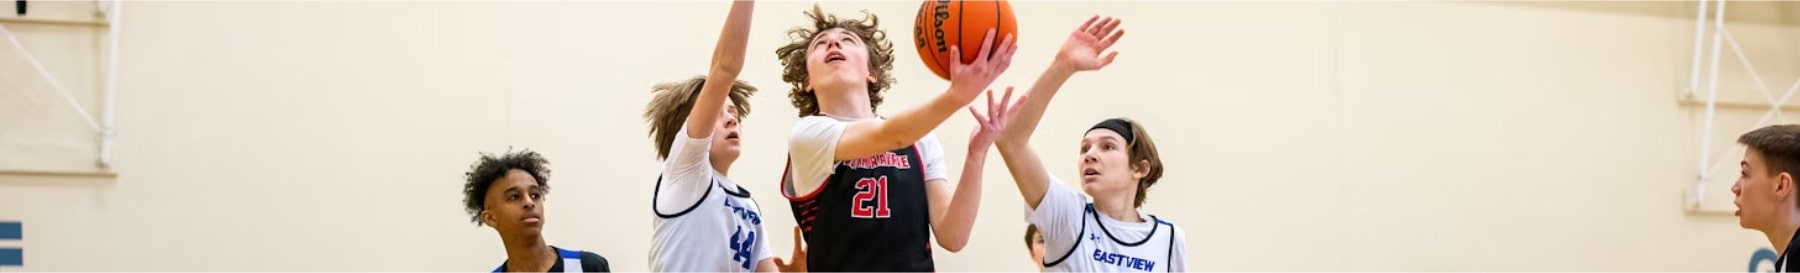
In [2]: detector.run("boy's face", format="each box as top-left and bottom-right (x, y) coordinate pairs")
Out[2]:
(1079, 130), (1141, 200)
(483, 169), (546, 237)
(709, 99), (744, 165)
(1735, 148), (1792, 231)
(804, 28), (874, 95)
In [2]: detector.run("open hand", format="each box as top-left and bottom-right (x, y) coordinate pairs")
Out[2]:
(1056, 15), (1125, 72)
(771, 227), (807, 272)
(967, 86), (1028, 152)
(948, 29), (1018, 97)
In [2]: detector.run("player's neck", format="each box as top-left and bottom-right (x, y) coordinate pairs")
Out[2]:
(502, 235), (556, 272)
(711, 158), (732, 176)
(816, 86), (874, 119)
(1094, 197), (1143, 223)
(1769, 209), (1800, 256)
(1776, 232), (1795, 258)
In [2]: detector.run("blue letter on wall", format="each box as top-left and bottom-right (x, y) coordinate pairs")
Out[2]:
(0, 221), (18, 267)
(1751, 247), (1778, 273)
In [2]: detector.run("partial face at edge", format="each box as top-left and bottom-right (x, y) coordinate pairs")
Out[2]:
(1029, 232), (1046, 270)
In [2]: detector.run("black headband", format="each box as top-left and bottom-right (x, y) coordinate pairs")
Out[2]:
(1086, 118), (1135, 144)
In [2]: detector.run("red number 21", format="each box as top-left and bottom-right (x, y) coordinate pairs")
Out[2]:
(852, 176), (891, 218)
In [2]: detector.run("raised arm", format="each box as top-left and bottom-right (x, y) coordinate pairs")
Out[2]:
(1000, 15), (1122, 145)
(831, 30), (1017, 161)
(685, 0), (755, 139)
(927, 88), (1026, 252)
(994, 15), (1124, 209)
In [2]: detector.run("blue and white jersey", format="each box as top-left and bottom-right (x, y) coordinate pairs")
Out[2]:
(1030, 176), (1186, 272)
(492, 246), (609, 272)
(649, 126), (772, 272)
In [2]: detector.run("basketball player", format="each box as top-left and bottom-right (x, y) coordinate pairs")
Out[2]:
(1734, 125), (1800, 272)
(461, 149), (613, 272)
(773, 3), (1016, 271)
(977, 16), (1189, 272)
(644, 1), (796, 272)
(1026, 224), (1046, 271)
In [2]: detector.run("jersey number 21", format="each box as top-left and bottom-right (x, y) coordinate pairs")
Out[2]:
(852, 176), (892, 218)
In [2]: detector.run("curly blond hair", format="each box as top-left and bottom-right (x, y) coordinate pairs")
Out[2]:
(775, 4), (896, 117)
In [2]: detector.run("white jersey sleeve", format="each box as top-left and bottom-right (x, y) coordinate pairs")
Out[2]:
(916, 133), (949, 182)
(656, 125), (715, 214)
(1029, 174), (1088, 262)
(786, 116), (846, 196)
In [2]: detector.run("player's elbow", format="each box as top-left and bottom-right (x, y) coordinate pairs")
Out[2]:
(934, 233), (970, 253)
(938, 240), (967, 253)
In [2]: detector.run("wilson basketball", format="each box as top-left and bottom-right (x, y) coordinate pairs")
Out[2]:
(913, 0), (1016, 81)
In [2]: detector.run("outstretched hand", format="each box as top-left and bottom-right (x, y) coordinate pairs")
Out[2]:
(1056, 15), (1125, 72)
(968, 86), (1028, 151)
(771, 227), (807, 272)
(948, 29), (1019, 96)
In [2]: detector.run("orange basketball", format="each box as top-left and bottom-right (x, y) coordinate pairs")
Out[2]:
(913, 0), (1017, 81)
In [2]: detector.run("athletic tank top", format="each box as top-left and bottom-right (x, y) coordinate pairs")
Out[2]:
(783, 145), (934, 271)
(1043, 204), (1179, 272)
(493, 247), (585, 273)
(650, 175), (767, 272)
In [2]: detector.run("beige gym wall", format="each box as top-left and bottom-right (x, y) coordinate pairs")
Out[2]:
(1, 1), (1795, 271)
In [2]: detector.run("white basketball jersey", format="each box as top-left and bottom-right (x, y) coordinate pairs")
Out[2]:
(1043, 204), (1182, 272)
(649, 176), (769, 272)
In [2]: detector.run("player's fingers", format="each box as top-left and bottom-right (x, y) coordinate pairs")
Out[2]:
(790, 227), (803, 248)
(1100, 30), (1125, 50)
(1098, 17), (1122, 37)
(996, 87), (1013, 114)
(1078, 15), (1099, 33)
(949, 46), (963, 69)
(1010, 95), (1030, 115)
(969, 106), (989, 125)
(998, 37), (1018, 69)
(1086, 17), (1108, 36)
(986, 88), (997, 110)
(975, 29), (997, 64)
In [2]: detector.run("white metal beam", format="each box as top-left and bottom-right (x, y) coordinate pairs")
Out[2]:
(1695, 0), (1726, 205)
(100, 0), (120, 168)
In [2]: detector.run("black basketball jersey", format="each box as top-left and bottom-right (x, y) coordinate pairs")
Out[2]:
(783, 145), (934, 272)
